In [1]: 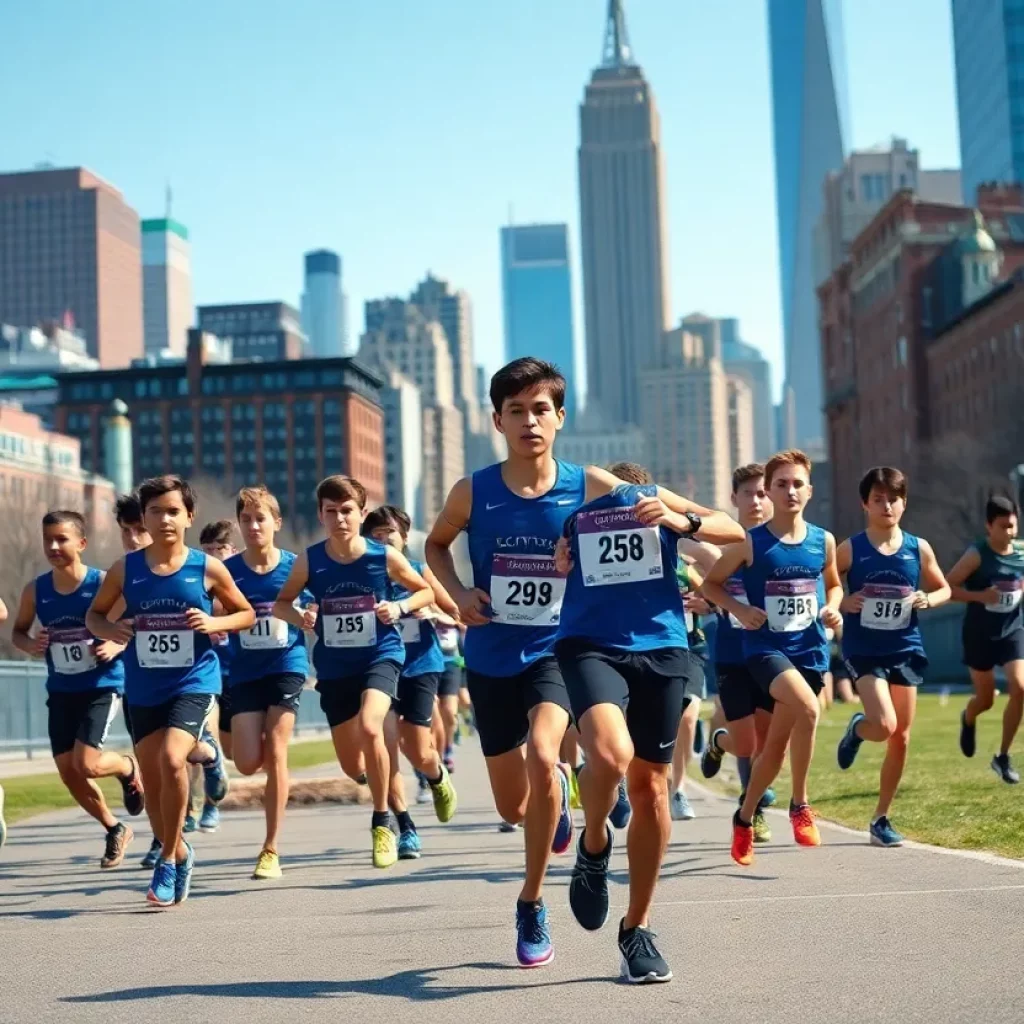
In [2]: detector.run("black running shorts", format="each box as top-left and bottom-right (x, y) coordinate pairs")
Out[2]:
(47, 688), (122, 757)
(316, 660), (400, 729)
(395, 671), (440, 727)
(717, 662), (774, 721)
(230, 673), (306, 717)
(127, 693), (218, 744)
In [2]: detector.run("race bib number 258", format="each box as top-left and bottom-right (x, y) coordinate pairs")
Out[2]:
(576, 507), (662, 588)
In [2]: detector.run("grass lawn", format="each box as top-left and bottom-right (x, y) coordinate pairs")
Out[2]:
(704, 692), (1024, 860)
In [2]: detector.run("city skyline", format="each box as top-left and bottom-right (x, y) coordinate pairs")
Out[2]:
(3, 1), (959, 404)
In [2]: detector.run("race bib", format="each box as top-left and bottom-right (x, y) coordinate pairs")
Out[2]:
(50, 626), (97, 675)
(398, 617), (422, 644)
(240, 601), (290, 650)
(765, 579), (818, 633)
(724, 576), (750, 629)
(490, 554), (565, 626)
(322, 595), (377, 648)
(987, 579), (1023, 614)
(135, 613), (195, 668)
(860, 584), (913, 631)
(436, 625), (459, 654)
(577, 507), (662, 588)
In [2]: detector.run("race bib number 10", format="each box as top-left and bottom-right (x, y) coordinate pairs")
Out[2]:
(576, 508), (663, 588)
(50, 627), (97, 675)
(987, 580), (1023, 614)
(490, 555), (565, 626)
(765, 579), (818, 633)
(322, 595), (377, 648)
(860, 584), (913, 631)
(135, 613), (195, 668)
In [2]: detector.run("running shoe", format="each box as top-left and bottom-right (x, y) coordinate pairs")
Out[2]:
(199, 803), (220, 833)
(731, 811), (754, 866)
(182, 814), (197, 834)
(174, 842), (195, 904)
(0, 783), (6, 852)
(700, 728), (726, 779)
(415, 774), (431, 805)
(430, 764), (458, 823)
(202, 735), (229, 804)
(991, 753), (1020, 784)
(760, 787), (777, 808)
(752, 809), (771, 844)
(147, 859), (177, 907)
(670, 790), (695, 821)
(119, 755), (145, 816)
(618, 919), (672, 984)
(959, 709), (976, 758)
(568, 825), (612, 931)
(790, 803), (821, 847)
(141, 836), (161, 869)
(609, 777), (632, 829)
(515, 900), (553, 968)
(692, 718), (707, 756)
(253, 848), (283, 879)
(100, 822), (133, 869)
(498, 820), (520, 833)
(869, 816), (904, 847)
(837, 712), (866, 770)
(552, 762), (574, 854)
(372, 824), (398, 868)
(568, 765), (582, 810)
(398, 829), (422, 860)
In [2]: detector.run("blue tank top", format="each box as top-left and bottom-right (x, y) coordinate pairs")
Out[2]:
(464, 460), (586, 677)
(557, 484), (689, 652)
(225, 550), (310, 686)
(394, 559), (445, 678)
(842, 531), (924, 659)
(305, 539), (403, 678)
(36, 567), (125, 694)
(741, 522), (829, 670)
(122, 548), (221, 705)
(713, 567), (750, 667)
(962, 539), (1024, 642)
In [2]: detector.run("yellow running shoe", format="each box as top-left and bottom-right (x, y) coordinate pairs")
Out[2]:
(252, 848), (282, 880)
(752, 809), (772, 844)
(372, 825), (398, 868)
(431, 764), (458, 823)
(568, 767), (582, 810)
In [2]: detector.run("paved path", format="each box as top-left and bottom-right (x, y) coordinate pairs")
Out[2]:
(2, 741), (1023, 1024)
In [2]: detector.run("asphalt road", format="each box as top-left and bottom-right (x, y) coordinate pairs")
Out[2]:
(2, 741), (1023, 1024)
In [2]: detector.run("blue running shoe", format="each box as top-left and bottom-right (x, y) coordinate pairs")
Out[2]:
(869, 816), (904, 848)
(609, 777), (632, 829)
(398, 829), (422, 860)
(182, 814), (197, 834)
(202, 735), (229, 804)
(141, 836), (161, 869)
(838, 712), (866, 770)
(515, 900), (553, 968)
(551, 763), (574, 854)
(199, 803), (220, 833)
(760, 787), (777, 809)
(147, 859), (177, 907)
(174, 842), (195, 903)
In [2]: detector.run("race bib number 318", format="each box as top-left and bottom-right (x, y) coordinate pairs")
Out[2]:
(576, 508), (662, 588)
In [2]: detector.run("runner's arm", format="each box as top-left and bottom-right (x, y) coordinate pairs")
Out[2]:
(86, 560), (134, 643)
(836, 538), (863, 613)
(11, 582), (43, 656)
(422, 564), (460, 620)
(700, 539), (753, 616)
(821, 533), (844, 628)
(273, 552), (312, 628)
(678, 537), (722, 575)
(945, 547), (989, 603)
(386, 548), (434, 615)
(916, 539), (951, 609)
(194, 559), (255, 634)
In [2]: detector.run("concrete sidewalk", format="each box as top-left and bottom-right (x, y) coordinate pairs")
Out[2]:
(1, 740), (1022, 1024)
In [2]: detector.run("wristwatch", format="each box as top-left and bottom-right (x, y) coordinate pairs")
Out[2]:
(682, 512), (702, 536)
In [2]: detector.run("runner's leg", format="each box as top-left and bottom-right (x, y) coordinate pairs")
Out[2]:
(55, 752), (118, 829)
(160, 727), (198, 863)
(262, 705), (295, 852)
(578, 703), (633, 853)
(623, 757), (671, 929)
(877, 683), (915, 820)
(999, 661), (1024, 756)
(965, 668), (996, 726)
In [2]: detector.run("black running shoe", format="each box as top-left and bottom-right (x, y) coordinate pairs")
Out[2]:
(119, 755), (146, 817)
(618, 919), (672, 983)
(568, 825), (612, 931)
(991, 753), (1020, 784)
(959, 711), (976, 758)
(700, 728), (725, 779)
(101, 823), (133, 869)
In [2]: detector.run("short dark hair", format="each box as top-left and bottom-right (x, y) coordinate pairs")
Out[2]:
(138, 475), (197, 515)
(489, 357), (566, 414)
(608, 462), (653, 485)
(114, 492), (143, 527)
(42, 509), (86, 537)
(199, 519), (235, 547)
(858, 466), (908, 505)
(363, 504), (412, 539)
(316, 475), (367, 510)
(732, 463), (765, 493)
(986, 494), (1019, 523)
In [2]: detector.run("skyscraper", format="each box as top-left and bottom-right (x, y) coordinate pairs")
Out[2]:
(578, 0), (670, 426)
(142, 217), (192, 357)
(301, 249), (345, 357)
(768, 0), (849, 448)
(717, 317), (776, 461)
(500, 223), (577, 421)
(952, 0), (1024, 206)
(0, 167), (143, 367)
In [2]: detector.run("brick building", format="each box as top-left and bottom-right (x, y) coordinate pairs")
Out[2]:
(54, 331), (385, 524)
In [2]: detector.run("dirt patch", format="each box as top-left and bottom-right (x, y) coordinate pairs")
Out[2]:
(219, 777), (368, 810)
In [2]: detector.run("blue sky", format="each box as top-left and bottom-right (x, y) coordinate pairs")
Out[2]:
(3, 0), (959, 401)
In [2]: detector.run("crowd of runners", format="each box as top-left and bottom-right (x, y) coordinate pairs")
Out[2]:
(0, 356), (1021, 985)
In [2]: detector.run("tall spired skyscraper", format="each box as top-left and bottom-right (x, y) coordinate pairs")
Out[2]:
(578, 0), (670, 427)
(768, 0), (849, 449)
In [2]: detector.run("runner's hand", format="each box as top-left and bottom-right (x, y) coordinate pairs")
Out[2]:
(554, 536), (574, 575)
(911, 590), (930, 610)
(33, 627), (49, 655)
(185, 609), (216, 634)
(683, 593), (712, 616)
(821, 606), (842, 631)
(634, 495), (670, 526)
(108, 620), (135, 644)
(301, 605), (318, 631)
(457, 587), (492, 627)
(376, 601), (401, 625)
(840, 592), (864, 613)
(94, 640), (123, 662)
(733, 605), (767, 630)
(979, 587), (1001, 606)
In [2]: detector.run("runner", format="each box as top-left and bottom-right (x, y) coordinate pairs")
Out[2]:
(363, 504), (460, 859)
(947, 495), (1024, 783)
(11, 510), (145, 868)
(86, 475), (255, 907)
(554, 468), (743, 983)
(702, 449), (843, 867)
(273, 475), (441, 869)
(699, 463), (775, 842)
(435, 617), (464, 773)
(835, 467), (950, 845)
